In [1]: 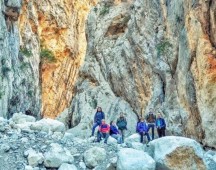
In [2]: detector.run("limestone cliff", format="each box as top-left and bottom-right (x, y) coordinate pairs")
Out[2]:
(0, 0), (41, 118)
(69, 0), (216, 148)
(19, 0), (98, 118)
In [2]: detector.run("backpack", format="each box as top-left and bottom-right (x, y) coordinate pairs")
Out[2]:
(117, 118), (127, 130)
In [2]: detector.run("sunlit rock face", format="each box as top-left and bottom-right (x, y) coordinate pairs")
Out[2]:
(69, 0), (216, 148)
(0, 0), (41, 118)
(19, 0), (98, 118)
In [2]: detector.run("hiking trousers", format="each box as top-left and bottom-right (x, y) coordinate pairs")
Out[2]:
(157, 127), (165, 137)
(139, 132), (151, 143)
(91, 122), (101, 136)
(119, 129), (126, 142)
(111, 134), (122, 144)
(148, 123), (155, 140)
(97, 132), (109, 143)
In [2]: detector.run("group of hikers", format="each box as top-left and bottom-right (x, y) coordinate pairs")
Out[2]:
(91, 107), (166, 144)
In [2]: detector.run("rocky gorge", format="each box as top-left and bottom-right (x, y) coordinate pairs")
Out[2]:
(0, 0), (216, 169)
(0, 112), (216, 170)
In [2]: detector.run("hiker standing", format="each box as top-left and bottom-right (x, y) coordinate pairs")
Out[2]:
(156, 113), (166, 138)
(97, 119), (110, 144)
(146, 108), (156, 140)
(137, 117), (151, 143)
(136, 115), (142, 133)
(110, 121), (123, 144)
(116, 113), (127, 142)
(91, 107), (105, 136)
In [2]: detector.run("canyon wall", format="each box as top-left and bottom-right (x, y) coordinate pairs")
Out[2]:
(0, 0), (41, 118)
(68, 0), (216, 148)
(20, 0), (98, 118)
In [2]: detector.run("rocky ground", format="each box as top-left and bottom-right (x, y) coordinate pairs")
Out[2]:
(0, 113), (216, 170)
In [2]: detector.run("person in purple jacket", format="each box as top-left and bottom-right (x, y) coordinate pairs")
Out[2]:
(137, 117), (151, 144)
(110, 121), (123, 144)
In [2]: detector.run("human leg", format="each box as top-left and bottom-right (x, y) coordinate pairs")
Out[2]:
(151, 124), (155, 140)
(97, 131), (102, 142)
(145, 132), (151, 142)
(121, 129), (125, 142)
(104, 133), (109, 143)
(161, 127), (166, 137)
(91, 122), (99, 136)
(157, 128), (162, 138)
(139, 132), (144, 143)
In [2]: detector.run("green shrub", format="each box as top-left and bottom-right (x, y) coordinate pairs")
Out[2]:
(156, 40), (172, 56)
(100, 6), (110, 16)
(20, 47), (32, 57)
(40, 48), (57, 63)
(2, 66), (11, 76)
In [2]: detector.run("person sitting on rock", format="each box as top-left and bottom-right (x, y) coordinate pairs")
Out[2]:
(110, 121), (123, 144)
(91, 107), (105, 137)
(97, 119), (110, 144)
(116, 113), (127, 142)
(146, 108), (156, 140)
(156, 113), (166, 138)
(137, 117), (150, 144)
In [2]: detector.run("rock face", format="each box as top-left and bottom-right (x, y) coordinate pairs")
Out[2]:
(68, 0), (216, 148)
(19, 0), (99, 118)
(0, 0), (41, 118)
(146, 136), (207, 170)
(117, 148), (156, 170)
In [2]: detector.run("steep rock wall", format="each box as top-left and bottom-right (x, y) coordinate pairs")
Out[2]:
(19, 0), (98, 118)
(0, 0), (41, 118)
(69, 0), (216, 148)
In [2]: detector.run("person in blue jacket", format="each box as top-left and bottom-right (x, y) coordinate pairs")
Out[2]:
(91, 107), (105, 136)
(156, 113), (166, 138)
(137, 117), (151, 143)
(110, 121), (123, 144)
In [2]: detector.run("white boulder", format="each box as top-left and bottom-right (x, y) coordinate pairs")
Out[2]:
(27, 149), (44, 167)
(125, 133), (140, 143)
(84, 147), (106, 168)
(11, 112), (36, 124)
(59, 163), (78, 170)
(146, 136), (207, 170)
(30, 118), (65, 133)
(44, 143), (74, 168)
(117, 148), (155, 170)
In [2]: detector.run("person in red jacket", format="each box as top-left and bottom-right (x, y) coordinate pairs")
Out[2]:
(97, 119), (110, 144)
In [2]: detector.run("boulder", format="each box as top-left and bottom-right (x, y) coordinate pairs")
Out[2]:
(44, 143), (74, 168)
(106, 157), (117, 170)
(59, 163), (78, 170)
(26, 149), (44, 167)
(11, 112), (36, 124)
(127, 142), (145, 151)
(117, 148), (155, 170)
(107, 136), (118, 145)
(25, 165), (33, 170)
(146, 136), (207, 170)
(30, 118), (65, 133)
(204, 150), (216, 170)
(125, 133), (140, 144)
(84, 147), (106, 168)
